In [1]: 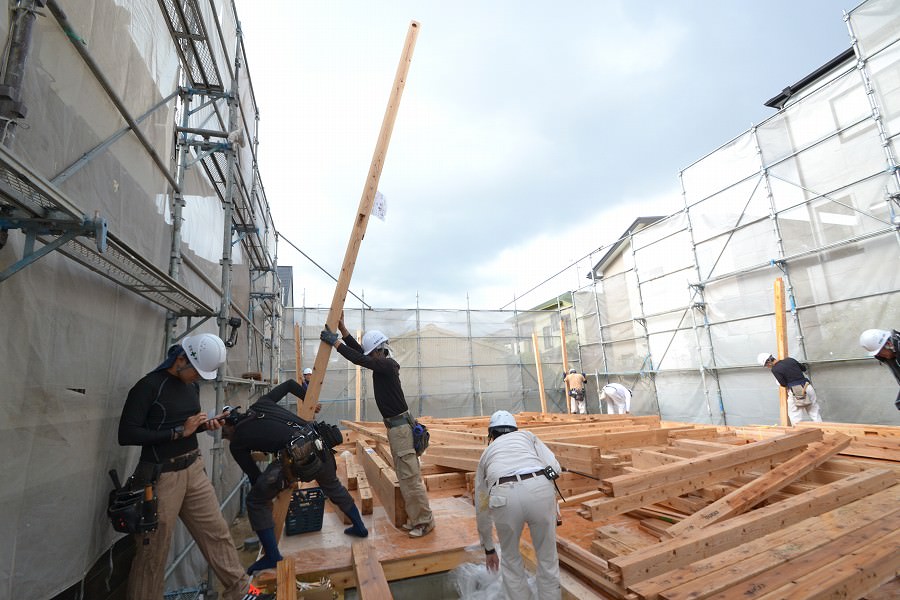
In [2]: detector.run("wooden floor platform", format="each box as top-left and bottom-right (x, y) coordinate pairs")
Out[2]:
(255, 414), (899, 599)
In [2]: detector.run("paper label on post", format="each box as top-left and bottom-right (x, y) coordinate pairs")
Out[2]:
(373, 191), (387, 221)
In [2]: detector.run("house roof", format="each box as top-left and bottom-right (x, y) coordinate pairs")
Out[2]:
(763, 48), (855, 110)
(588, 216), (665, 280)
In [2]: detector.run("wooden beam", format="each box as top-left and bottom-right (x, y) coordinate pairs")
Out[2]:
(599, 429), (822, 497)
(293, 323), (301, 387)
(276, 556), (297, 600)
(665, 433), (851, 537)
(351, 541), (392, 600)
(301, 21), (420, 420)
(341, 420), (389, 444)
(356, 440), (406, 527)
(628, 485), (900, 600)
(533, 331), (547, 413)
(774, 277), (789, 426)
(608, 468), (896, 585)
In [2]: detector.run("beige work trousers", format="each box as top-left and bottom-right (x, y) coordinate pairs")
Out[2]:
(127, 457), (249, 600)
(387, 422), (434, 528)
(489, 475), (560, 600)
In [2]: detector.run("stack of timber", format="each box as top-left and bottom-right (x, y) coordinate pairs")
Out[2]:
(261, 414), (898, 599)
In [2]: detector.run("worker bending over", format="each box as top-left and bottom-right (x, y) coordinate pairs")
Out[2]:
(321, 315), (435, 538)
(599, 382), (632, 415)
(474, 410), (561, 600)
(564, 368), (587, 414)
(222, 379), (368, 575)
(859, 328), (900, 410)
(757, 352), (823, 424)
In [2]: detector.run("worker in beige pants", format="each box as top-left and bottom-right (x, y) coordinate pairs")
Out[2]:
(475, 411), (561, 600)
(387, 418), (433, 529)
(127, 457), (250, 600)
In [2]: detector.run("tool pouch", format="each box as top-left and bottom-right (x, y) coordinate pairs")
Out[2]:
(790, 383), (812, 407)
(412, 419), (430, 456)
(107, 467), (159, 534)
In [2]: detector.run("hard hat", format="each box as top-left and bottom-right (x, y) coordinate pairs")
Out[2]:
(361, 330), (389, 355)
(569, 368), (577, 374)
(859, 329), (891, 355)
(488, 410), (517, 430)
(756, 352), (774, 366)
(181, 333), (226, 379)
(303, 368), (313, 375)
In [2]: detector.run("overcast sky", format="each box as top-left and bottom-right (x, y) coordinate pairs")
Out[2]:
(234, 1), (859, 311)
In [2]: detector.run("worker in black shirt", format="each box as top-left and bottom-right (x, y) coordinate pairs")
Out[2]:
(859, 329), (900, 410)
(118, 333), (251, 600)
(222, 379), (368, 575)
(321, 315), (435, 538)
(757, 352), (823, 424)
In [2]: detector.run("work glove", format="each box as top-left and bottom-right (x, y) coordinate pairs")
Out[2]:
(320, 326), (340, 346)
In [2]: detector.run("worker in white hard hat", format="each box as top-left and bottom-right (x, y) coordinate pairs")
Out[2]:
(563, 368), (588, 414)
(298, 367), (321, 413)
(474, 410), (562, 600)
(756, 352), (823, 424)
(321, 315), (435, 538)
(599, 382), (632, 415)
(118, 333), (254, 600)
(859, 328), (900, 410)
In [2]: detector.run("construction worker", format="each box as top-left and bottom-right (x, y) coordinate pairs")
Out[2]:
(859, 329), (900, 410)
(301, 367), (313, 392)
(599, 382), (632, 415)
(117, 334), (252, 600)
(221, 379), (368, 576)
(474, 410), (561, 600)
(757, 352), (823, 424)
(564, 368), (588, 414)
(321, 316), (435, 538)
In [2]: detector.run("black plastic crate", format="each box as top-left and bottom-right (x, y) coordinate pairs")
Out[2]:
(284, 487), (326, 535)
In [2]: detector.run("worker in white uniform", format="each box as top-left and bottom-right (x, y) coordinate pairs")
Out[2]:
(474, 410), (561, 600)
(599, 382), (632, 414)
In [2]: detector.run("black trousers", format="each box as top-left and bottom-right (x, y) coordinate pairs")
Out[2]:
(246, 450), (355, 531)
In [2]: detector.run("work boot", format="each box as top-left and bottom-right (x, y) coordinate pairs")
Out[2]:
(408, 520), (435, 538)
(247, 527), (283, 575)
(343, 505), (369, 537)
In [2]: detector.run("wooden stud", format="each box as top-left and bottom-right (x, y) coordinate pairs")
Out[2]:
(533, 331), (547, 413)
(774, 277), (789, 426)
(301, 21), (421, 421)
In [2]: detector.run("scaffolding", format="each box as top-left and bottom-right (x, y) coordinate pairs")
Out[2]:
(285, 0), (899, 432)
(0, 1), (281, 598)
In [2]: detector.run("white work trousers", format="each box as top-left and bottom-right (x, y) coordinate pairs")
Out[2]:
(608, 399), (628, 414)
(489, 475), (560, 600)
(569, 390), (586, 414)
(788, 384), (823, 425)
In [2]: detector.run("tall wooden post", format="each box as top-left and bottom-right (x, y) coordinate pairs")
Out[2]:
(560, 318), (570, 400)
(299, 21), (420, 420)
(774, 278), (789, 426)
(293, 323), (301, 379)
(355, 329), (362, 421)
(533, 331), (547, 413)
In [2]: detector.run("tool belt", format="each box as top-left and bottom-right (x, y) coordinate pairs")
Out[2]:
(497, 469), (545, 485)
(383, 411), (412, 429)
(280, 425), (324, 482)
(159, 449), (200, 473)
(788, 381), (811, 407)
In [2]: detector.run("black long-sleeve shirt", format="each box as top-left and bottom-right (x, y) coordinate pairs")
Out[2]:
(770, 357), (809, 388)
(228, 380), (308, 484)
(873, 330), (900, 410)
(118, 370), (201, 463)
(337, 333), (409, 419)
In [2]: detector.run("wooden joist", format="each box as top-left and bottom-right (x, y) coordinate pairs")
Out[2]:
(351, 541), (392, 600)
(664, 433), (851, 537)
(582, 449), (802, 521)
(600, 429), (823, 497)
(276, 557), (297, 600)
(608, 468), (897, 586)
(356, 440), (406, 527)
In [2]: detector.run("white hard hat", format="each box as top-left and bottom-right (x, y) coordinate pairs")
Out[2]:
(488, 410), (517, 430)
(757, 352), (774, 366)
(303, 368), (313, 375)
(569, 368), (577, 374)
(361, 330), (389, 355)
(859, 329), (891, 355)
(181, 333), (226, 380)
